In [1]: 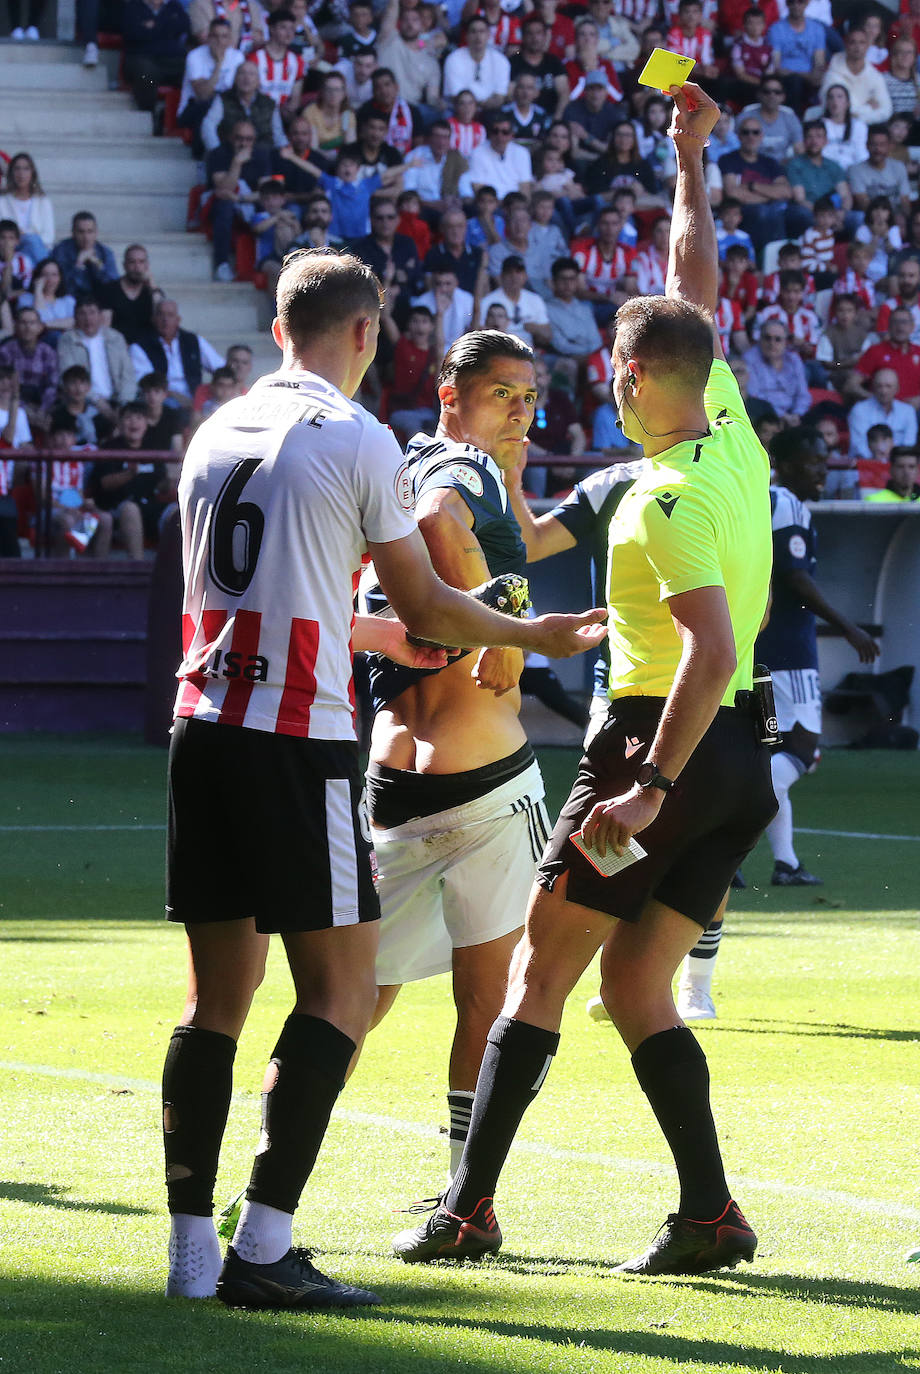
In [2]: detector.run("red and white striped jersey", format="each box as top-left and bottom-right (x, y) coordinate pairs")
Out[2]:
(586, 346), (614, 389)
(632, 247), (667, 297)
(0, 460), (13, 495)
(48, 459), (85, 503)
(618, 0), (660, 26)
(800, 228), (835, 273)
(174, 368), (417, 740)
(665, 24), (714, 65)
(762, 267), (817, 306)
(477, 9), (520, 50)
(833, 269), (874, 313)
(754, 303), (821, 353)
(573, 238), (635, 293)
(247, 48), (305, 105)
(876, 294), (920, 336)
(714, 297), (744, 353)
(448, 117), (486, 157)
(664, 0), (717, 24)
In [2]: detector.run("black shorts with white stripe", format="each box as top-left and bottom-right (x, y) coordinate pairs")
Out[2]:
(166, 717), (379, 933)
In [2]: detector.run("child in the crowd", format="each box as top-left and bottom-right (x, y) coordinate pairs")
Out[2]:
(536, 144), (583, 200)
(815, 414), (859, 498)
(396, 189), (431, 261)
(250, 176), (303, 295)
(50, 364), (109, 448)
(465, 184), (504, 250)
(832, 240), (875, 318)
(815, 292), (870, 394)
(855, 195), (902, 287)
(800, 196), (838, 287)
(0, 219), (34, 331)
(715, 197), (754, 259)
(44, 415), (111, 556)
(290, 147), (402, 239)
(762, 240), (816, 306)
(139, 371), (186, 454)
(720, 241), (760, 329)
(191, 366), (239, 430)
(387, 305), (440, 443)
(612, 186), (640, 247)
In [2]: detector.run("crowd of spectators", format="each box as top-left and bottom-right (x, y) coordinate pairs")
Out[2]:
(3, 0), (920, 560)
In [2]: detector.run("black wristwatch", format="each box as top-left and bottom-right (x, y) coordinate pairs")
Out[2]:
(636, 762), (674, 793)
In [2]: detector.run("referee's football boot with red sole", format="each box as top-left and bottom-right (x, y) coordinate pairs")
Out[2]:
(392, 1195), (502, 1263)
(614, 1200), (756, 1276)
(216, 1245), (381, 1309)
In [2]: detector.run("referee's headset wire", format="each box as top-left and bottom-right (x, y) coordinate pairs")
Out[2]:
(614, 368), (710, 442)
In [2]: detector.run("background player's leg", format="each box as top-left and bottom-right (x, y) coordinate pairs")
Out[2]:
(677, 890), (729, 1021)
(600, 899), (730, 1220)
(234, 922), (378, 1265)
(446, 876), (610, 1218)
(767, 724), (821, 885)
(163, 919), (268, 1297)
(448, 927), (521, 1180)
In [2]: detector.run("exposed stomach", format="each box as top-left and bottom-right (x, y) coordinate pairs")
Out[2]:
(369, 652), (526, 774)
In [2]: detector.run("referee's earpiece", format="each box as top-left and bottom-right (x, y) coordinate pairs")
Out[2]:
(627, 371), (638, 391)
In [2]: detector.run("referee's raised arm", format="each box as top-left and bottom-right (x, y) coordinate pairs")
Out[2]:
(664, 82), (724, 357)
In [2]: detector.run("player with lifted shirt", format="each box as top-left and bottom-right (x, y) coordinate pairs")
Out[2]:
(359, 330), (551, 1191)
(160, 253), (605, 1310)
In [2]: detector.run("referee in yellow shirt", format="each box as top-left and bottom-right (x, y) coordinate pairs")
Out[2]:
(392, 81), (779, 1276)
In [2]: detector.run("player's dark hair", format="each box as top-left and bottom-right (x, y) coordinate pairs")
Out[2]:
(769, 426), (821, 469)
(437, 329), (534, 390)
(276, 248), (383, 347)
(614, 296), (714, 395)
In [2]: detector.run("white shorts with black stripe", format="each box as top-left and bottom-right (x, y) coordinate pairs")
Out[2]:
(373, 758), (548, 985)
(772, 668), (822, 737)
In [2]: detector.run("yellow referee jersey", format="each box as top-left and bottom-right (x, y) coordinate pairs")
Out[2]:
(606, 360), (772, 708)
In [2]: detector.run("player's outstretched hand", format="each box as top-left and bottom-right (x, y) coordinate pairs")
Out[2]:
(528, 607), (607, 659)
(668, 80), (720, 146)
(846, 625), (881, 664)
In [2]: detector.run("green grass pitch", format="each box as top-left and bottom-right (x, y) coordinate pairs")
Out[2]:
(0, 736), (918, 1374)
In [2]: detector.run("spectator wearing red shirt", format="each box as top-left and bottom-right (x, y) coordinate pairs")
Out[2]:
(876, 257), (920, 341)
(565, 19), (624, 103)
(852, 307), (920, 404)
(448, 90), (487, 157)
(535, 0), (576, 61)
(761, 241), (817, 306)
(832, 241), (875, 318)
(729, 7), (776, 108)
(719, 0), (778, 38)
(719, 241), (760, 327)
(382, 303), (442, 442)
(573, 206), (635, 324)
(471, 0), (522, 53)
(666, 0), (718, 81)
(585, 315), (616, 404)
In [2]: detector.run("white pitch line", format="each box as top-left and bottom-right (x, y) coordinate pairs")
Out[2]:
(1, 1059), (918, 1226)
(1, 823), (919, 843)
(0, 824), (163, 832)
(797, 827), (920, 842)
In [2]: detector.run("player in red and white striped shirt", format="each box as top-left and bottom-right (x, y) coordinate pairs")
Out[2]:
(666, 0), (718, 79)
(754, 273), (822, 359)
(247, 10), (306, 109)
(449, 104), (487, 157)
(161, 249), (607, 1311)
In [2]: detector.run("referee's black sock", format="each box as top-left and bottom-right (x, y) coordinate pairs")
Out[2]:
(162, 1024), (237, 1217)
(446, 1016), (559, 1217)
(246, 1013), (355, 1215)
(631, 1026), (731, 1220)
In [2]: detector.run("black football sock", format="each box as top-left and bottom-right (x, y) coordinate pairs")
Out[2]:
(446, 1016), (559, 1217)
(162, 1024), (237, 1217)
(246, 1013), (355, 1215)
(631, 1026), (730, 1220)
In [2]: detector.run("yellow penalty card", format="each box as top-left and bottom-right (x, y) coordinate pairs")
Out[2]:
(637, 48), (696, 90)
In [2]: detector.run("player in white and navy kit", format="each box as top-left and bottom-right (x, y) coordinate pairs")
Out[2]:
(161, 250), (607, 1311)
(755, 428), (879, 886)
(358, 331), (555, 1190)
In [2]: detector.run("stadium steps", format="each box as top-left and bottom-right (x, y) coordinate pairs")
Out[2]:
(0, 561), (152, 732)
(0, 41), (277, 377)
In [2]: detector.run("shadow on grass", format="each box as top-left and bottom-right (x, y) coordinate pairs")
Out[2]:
(0, 1272), (916, 1374)
(711, 1019), (920, 1043)
(673, 1268), (920, 1315)
(0, 1181), (152, 1216)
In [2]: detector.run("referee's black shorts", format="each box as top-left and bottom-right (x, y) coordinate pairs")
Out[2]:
(166, 717), (380, 934)
(537, 696), (778, 928)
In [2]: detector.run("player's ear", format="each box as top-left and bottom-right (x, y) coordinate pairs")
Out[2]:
(354, 314), (373, 355)
(271, 317), (284, 349)
(438, 382), (457, 409)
